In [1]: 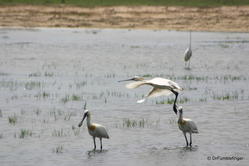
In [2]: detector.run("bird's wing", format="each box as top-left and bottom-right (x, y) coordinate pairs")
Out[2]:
(147, 78), (183, 91)
(184, 48), (192, 61)
(136, 87), (172, 104)
(126, 81), (147, 89)
(94, 124), (110, 138)
(147, 77), (171, 86)
(185, 119), (198, 133)
(167, 80), (183, 91)
(147, 87), (172, 98)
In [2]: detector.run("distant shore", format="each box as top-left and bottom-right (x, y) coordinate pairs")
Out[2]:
(0, 5), (249, 32)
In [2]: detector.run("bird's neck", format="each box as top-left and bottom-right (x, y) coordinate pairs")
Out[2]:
(86, 115), (92, 127)
(178, 112), (183, 122)
(173, 93), (178, 106)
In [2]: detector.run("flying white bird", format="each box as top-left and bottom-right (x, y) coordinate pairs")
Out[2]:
(177, 106), (198, 147)
(119, 76), (183, 114)
(184, 31), (192, 69)
(78, 103), (109, 150)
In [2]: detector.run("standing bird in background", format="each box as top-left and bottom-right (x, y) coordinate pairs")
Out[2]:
(78, 103), (109, 151)
(119, 76), (183, 114)
(184, 31), (192, 69)
(177, 106), (198, 147)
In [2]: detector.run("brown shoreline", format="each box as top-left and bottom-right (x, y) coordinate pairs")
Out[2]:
(0, 5), (249, 32)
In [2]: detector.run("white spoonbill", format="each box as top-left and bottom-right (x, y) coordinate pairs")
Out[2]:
(177, 106), (198, 147)
(119, 76), (183, 114)
(184, 31), (192, 68)
(78, 104), (109, 150)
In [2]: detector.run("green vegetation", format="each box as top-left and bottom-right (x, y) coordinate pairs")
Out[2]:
(8, 115), (17, 125)
(61, 94), (81, 103)
(122, 118), (160, 128)
(53, 145), (63, 153)
(0, 0), (248, 7)
(213, 93), (239, 101)
(156, 97), (190, 105)
(52, 129), (69, 137)
(142, 74), (152, 78)
(72, 125), (80, 136)
(19, 129), (33, 138)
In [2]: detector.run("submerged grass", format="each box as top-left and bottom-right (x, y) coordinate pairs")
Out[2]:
(213, 93), (239, 101)
(19, 129), (33, 138)
(61, 94), (81, 103)
(122, 118), (160, 128)
(72, 125), (80, 136)
(53, 145), (63, 154)
(8, 115), (17, 125)
(52, 129), (69, 137)
(156, 97), (190, 105)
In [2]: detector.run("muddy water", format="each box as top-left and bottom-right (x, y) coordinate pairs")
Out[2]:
(0, 28), (249, 166)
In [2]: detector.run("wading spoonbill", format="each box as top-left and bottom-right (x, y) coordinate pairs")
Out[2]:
(184, 31), (192, 68)
(78, 104), (109, 150)
(177, 106), (198, 147)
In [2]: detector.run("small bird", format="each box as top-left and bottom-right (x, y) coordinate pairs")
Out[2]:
(78, 103), (109, 150)
(119, 76), (183, 114)
(184, 31), (192, 69)
(177, 106), (198, 147)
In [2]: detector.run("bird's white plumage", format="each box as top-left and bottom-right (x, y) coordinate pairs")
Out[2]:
(88, 123), (109, 139)
(184, 31), (192, 68)
(184, 47), (192, 62)
(78, 110), (109, 150)
(125, 77), (183, 103)
(178, 118), (198, 134)
(177, 107), (198, 146)
(126, 81), (146, 89)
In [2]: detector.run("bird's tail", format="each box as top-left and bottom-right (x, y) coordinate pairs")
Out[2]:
(126, 81), (146, 89)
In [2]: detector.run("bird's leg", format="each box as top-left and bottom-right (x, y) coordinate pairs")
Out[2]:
(100, 138), (103, 151)
(190, 133), (192, 147)
(183, 132), (188, 147)
(93, 137), (96, 151)
(188, 60), (191, 68)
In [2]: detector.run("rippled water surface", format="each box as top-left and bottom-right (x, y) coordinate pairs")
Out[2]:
(0, 28), (249, 166)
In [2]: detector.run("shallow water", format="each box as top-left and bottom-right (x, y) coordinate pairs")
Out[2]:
(0, 28), (249, 166)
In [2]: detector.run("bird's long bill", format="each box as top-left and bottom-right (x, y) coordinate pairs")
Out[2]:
(118, 78), (133, 82)
(78, 114), (86, 127)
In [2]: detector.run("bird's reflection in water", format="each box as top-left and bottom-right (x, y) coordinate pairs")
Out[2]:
(180, 145), (198, 152)
(87, 149), (108, 158)
(162, 145), (198, 152)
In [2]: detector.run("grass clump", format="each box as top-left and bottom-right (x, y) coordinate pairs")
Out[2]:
(8, 115), (17, 125)
(122, 118), (160, 128)
(72, 125), (80, 136)
(19, 129), (33, 138)
(52, 129), (68, 137)
(61, 94), (81, 103)
(123, 118), (146, 128)
(64, 112), (72, 121)
(142, 74), (152, 77)
(53, 145), (63, 154)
